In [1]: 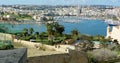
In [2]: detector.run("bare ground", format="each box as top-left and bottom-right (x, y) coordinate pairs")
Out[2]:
(13, 42), (64, 57)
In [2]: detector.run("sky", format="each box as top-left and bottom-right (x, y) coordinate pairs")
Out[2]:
(0, 0), (120, 6)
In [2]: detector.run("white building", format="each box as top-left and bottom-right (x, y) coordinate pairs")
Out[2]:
(106, 25), (120, 44)
(32, 15), (42, 21)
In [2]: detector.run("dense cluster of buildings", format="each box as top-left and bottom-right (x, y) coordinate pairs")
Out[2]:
(0, 5), (120, 22)
(1, 5), (120, 44)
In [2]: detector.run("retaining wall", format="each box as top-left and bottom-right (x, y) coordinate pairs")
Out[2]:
(0, 33), (12, 40)
(28, 50), (88, 63)
(0, 48), (27, 63)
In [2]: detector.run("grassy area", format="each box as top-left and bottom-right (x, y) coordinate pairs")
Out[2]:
(7, 30), (22, 34)
(12, 14), (33, 20)
(0, 40), (14, 50)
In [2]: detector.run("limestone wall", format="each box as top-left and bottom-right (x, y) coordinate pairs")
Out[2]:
(14, 39), (76, 53)
(0, 33), (12, 40)
(107, 26), (120, 44)
(0, 48), (27, 63)
(110, 26), (120, 43)
(19, 48), (27, 63)
(14, 39), (43, 48)
(28, 50), (88, 63)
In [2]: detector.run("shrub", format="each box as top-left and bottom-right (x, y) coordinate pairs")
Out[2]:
(88, 48), (117, 63)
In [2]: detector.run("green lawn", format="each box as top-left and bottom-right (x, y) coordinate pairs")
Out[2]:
(12, 14), (33, 20)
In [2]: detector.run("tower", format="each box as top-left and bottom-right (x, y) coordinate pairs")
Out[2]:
(107, 26), (111, 32)
(106, 26), (111, 38)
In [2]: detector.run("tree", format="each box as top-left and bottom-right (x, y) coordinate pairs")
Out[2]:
(113, 39), (119, 45)
(34, 32), (39, 39)
(46, 23), (54, 36)
(54, 22), (59, 35)
(80, 35), (92, 41)
(41, 17), (47, 21)
(46, 22), (64, 44)
(29, 27), (34, 35)
(71, 29), (79, 39)
(46, 23), (55, 42)
(54, 22), (64, 36)
(56, 25), (64, 35)
(99, 36), (109, 48)
(90, 48), (117, 63)
(22, 28), (28, 37)
(71, 29), (79, 36)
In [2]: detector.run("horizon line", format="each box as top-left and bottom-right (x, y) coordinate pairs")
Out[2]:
(0, 4), (119, 7)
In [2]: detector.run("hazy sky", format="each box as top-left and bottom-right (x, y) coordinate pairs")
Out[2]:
(0, 0), (120, 6)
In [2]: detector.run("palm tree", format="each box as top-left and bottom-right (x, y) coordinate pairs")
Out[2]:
(71, 29), (79, 36)
(29, 27), (34, 35)
(99, 37), (108, 48)
(54, 22), (64, 36)
(113, 39), (119, 45)
(22, 28), (28, 37)
(35, 32), (39, 39)
(46, 23), (54, 36)
(57, 25), (64, 35)
(71, 29), (79, 40)
(46, 23), (55, 44)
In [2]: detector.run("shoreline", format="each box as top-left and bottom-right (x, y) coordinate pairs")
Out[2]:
(0, 17), (107, 36)
(0, 16), (105, 24)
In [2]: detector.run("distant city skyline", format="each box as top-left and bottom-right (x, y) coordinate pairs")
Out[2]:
(0, 0), (120, 6)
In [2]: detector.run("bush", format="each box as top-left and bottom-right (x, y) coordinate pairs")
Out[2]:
(88, 48), (118, 63)
(6, 45), (14, 49)
(0, 44), (14, 50)
(0, 45), (6, 50)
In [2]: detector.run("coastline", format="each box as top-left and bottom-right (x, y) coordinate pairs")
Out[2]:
(55, 16), (105, 21)
(0, 16), (107, 24)
(54, 15), (120, 22)
(0, 16), (107, 36)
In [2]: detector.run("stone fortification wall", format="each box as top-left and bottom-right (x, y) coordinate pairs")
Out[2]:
(110, 26), (120, 43)
(0, 33), (12, 40)
(28, 50), (88, 63)
(14, 39), (75, 53)
(14, 39), (43, 48)
(0, 48), (27, 63)
(106, 26), (120, 44)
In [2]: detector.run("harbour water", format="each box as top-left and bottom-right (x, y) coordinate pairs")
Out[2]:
(0, 17), (108, 36)
(59, 19), (108, 36)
